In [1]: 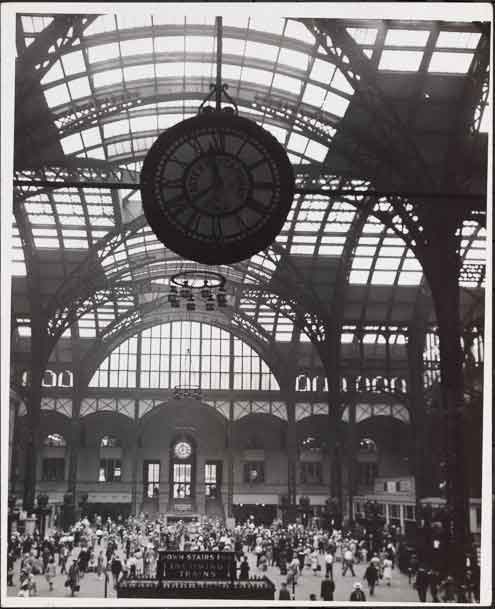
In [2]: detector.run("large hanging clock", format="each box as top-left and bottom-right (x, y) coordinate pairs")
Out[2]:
(140, 110), (294, 265)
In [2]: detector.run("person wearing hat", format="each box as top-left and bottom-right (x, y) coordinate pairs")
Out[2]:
(278, 581), (292, 600)
(414, 566), (429, 602)
(350, 582), (366, 602)
(320, 573), (336, 601)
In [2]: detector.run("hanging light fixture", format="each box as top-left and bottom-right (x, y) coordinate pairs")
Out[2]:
(168, 270), (227, 311)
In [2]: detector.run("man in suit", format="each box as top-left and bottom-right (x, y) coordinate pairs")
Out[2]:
(321, 573), (336, 601)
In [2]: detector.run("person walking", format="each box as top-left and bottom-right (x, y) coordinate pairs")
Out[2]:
(349, 582), (366, 601)
(414, 567), (429, 602)
(320, 573), (336, 601)
(310, 549), (320, 576)
(67, 559), (80, 597)
(45, 556), (57, 591)
(110, 554), (123, 589)
(342, 547), (356, 576)
(383, 557), (393, 586)
(324, 548), (334, 579)
(364, 561), (379, 596)
(239, 555), (250, 580)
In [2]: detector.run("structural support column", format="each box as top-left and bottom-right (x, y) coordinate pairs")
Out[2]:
(407, 321), (428, 518)
(287, 403), (297, 512)
(226, 406), (234, 519)
(67, 416), (81, 506)
(23, 362), (43, 513)
(347, 401), (357, 521)
(9, 392), (21, 492)
(131, 416), (140, 516)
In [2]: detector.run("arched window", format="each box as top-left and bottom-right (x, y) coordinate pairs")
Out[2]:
(357, 438), (378, 487)
(99, 435), (122, 482)
(58, 370), (73, 387)
(41, 434), (66, 481)
(100, 435), (121, 448)
(42, 370), (56, 387)
(296, 373), (310, 391)
(89, 321), (279, 391)
(43, 433), (67, 447)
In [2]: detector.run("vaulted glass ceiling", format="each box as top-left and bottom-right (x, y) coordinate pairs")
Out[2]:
(11, 13), (488, 347)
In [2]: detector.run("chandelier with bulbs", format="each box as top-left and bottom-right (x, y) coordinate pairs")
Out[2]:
(167, 270), (228, 312)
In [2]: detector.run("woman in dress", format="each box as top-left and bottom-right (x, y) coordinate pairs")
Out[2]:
(382, 557), (393, 586)
(45, 556), (57, 591)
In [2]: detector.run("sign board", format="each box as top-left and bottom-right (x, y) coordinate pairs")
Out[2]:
(157, 550), (235, 581)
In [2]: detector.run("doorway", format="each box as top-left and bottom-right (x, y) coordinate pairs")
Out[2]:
(205, 461), (222, 499)
(170, 437), (196, 507)
(143, 461), (160, 499)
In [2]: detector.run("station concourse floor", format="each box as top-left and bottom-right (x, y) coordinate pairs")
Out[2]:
(7, 543), (420, 602)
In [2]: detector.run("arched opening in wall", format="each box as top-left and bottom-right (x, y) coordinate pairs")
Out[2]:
(356, 437), (379, 490)
(41, 433), (67, 482)
(58, 370), (73, 387)
(98, 435), (122, 482)
(312, 375), (328, 392)
(299, 435), (324, 485)
(42, 370), (56, 387)
(296, 373), (310, 391)
(169, 434), (196, 510)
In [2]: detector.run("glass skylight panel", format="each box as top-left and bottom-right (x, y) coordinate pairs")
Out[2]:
(272, 73), (302, 95)
(88, 42), (120, 64)
(349, 270), (370, 284)
(116, 14), (152, 29)
(44, 83), (71, 108)
(186, 35), (214, 54)
(61, 51), (86, 76)
(68, 76), (91, 100)
(243, 40), (278, 63)
(288, 132), (309, 154)
(222, 63), (242, 81)
(302, 83), (327, 108)
(22, 15), (53, 33)
(124, 64), (155, 81)
(331, 69), (354, 95)
(310, 58), (335, 84)
(156, 62), (184, 78)
(304, 140), (328, 162)
(384, 29), (430, 47)
(81, 126), (102, 148)
(319, 244), (344, 256)
(130, 115), (156, 133)
(61, 133), (83, 155)
(120, 37), (154, 56)
(436, 31), (481, 49)
(278, 47), (309, 71)
(84, 14), (116, 36)
(285, 19), (315, 45)
(322, 91), (350, 117)
(103, 119), (130, 138)
(242, 66), (273, 87)
(154, 36), (184, 53)
(249, 17), (284, 35)
(397, 271), (422, 285)
(428, 51), (474, 73)
(93, 68), (123, 88)
(186, 62), (214, 78)
(379, 50), (423, 71)
(221, 37), (245, 56)
(375, 258), (401, 270)
(346, 28), (378, 45)
(40, 60), (64, 85)
(371, 270), (396, 285)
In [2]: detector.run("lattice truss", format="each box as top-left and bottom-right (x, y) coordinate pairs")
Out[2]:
(80, 397), (135, 418)
(295, 402), (329, 421)
(341, 403), (410, 424)
(40, 396), (73, 417)
(232, 400), (288, 421)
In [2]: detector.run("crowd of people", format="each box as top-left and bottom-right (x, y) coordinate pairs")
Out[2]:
(6, 510), (480, 602)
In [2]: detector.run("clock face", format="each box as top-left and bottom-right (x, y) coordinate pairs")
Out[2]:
(174, 441), (192, 460)
(140, 111), (294, 265)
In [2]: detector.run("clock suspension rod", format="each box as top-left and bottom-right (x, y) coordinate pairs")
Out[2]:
(215, 16), (223, 111)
